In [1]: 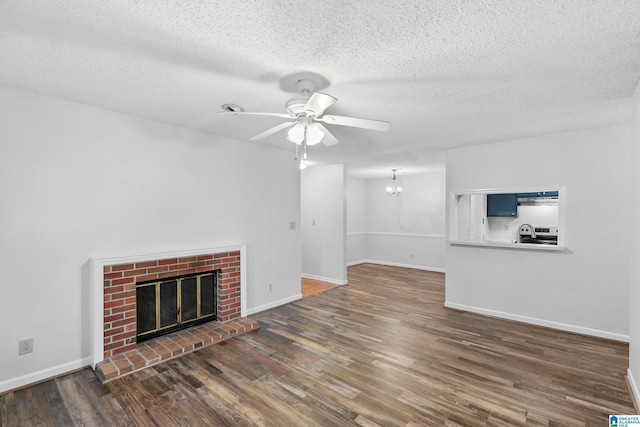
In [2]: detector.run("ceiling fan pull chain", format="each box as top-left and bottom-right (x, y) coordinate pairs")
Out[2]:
(303, 127), (308, 159)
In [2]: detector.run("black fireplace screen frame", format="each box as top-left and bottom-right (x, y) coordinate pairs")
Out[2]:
(135, 270), (218, 342)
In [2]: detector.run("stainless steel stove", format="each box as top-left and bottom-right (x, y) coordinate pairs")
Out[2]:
(518, 225), (558, 245)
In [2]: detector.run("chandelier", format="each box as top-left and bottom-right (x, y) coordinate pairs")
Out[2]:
(386, 169), (402, 196)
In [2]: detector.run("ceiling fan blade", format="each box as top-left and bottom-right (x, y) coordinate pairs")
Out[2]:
(315, 123), (339, 146)
(303, 93), (337, 116)
(318, 115), (391, 132)
(217, 111), (292, 119)
(249, 121), (296, 141)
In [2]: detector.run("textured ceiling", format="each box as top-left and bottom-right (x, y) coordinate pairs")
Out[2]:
(1, 1), (639, 178)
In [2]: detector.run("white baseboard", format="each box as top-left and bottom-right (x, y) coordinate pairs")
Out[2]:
(0, 356), (92, 394)
(444, 301), (630, 342)
(246, 294), (302, 315)
(628, 368), (640, 412)
(301, 273), (348, 286)
(349, 259), (445, 273)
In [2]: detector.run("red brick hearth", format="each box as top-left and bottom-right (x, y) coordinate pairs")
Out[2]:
(94, 250), (258, 383)
(95, 317), (259, 383)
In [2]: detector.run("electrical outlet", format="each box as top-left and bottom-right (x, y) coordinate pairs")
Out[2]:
(268, 283), (273, 292)
(409, 254), (413, 259)
(289, 221), (296, 230)
(19, 338), (33, 355)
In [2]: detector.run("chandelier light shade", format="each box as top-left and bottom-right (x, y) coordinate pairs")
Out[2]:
(386, 169), (402, 196)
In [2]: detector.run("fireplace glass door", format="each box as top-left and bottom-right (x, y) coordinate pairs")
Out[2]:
(136, 272), (216, 341)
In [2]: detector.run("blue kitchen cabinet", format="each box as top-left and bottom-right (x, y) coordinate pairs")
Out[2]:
(487, 193), (518, 217)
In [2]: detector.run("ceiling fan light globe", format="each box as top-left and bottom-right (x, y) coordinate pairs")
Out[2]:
(287, 135), (303, 145)
(287, 123), (305, 143)
(306, 123), (324, 146)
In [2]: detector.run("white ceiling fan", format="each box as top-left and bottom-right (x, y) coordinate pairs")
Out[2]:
(219, 79), (391, 148)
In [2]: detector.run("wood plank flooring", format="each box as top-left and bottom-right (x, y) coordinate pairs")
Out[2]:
(1, 263), (635, 426)
(301, 277), (339, 298)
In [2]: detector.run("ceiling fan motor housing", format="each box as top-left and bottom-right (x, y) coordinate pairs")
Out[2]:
(286, 95), (311, 116)
(286, 79), (317, 115)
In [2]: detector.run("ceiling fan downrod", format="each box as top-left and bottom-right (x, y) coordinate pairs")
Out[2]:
(296, 79), (315, 96)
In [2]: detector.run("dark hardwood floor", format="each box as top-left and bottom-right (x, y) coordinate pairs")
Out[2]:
(1, 263), (635, 426)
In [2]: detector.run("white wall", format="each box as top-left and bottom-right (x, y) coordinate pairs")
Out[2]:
(346, 175), (367, 264)
(0, 85), (302, 392)
(629, 81), (640, 406)
(301, 164), (347, 284)
(446, 125), (632, 341)
(346, 172), (446, 271)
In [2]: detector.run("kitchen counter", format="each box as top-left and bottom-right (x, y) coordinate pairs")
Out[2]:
(449, 240), (565, 251)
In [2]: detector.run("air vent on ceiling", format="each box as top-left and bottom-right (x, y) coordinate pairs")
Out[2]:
(221, 104), (243, 113)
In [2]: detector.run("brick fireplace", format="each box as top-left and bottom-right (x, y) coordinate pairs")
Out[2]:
(90, 245), (257, 382)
